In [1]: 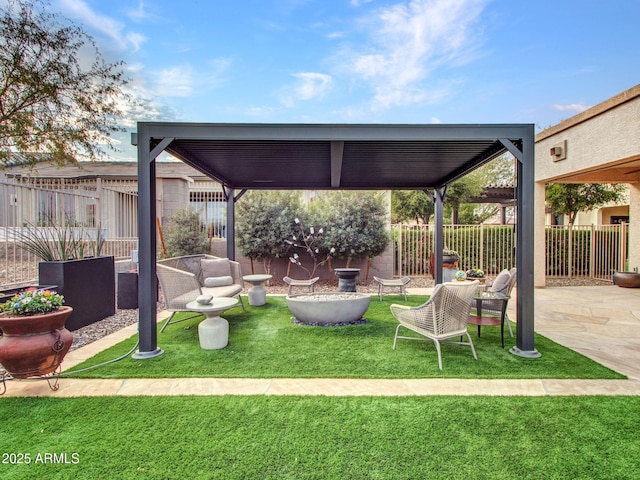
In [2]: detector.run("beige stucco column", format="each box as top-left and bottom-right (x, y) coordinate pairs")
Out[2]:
(629, 183), (640, 271)
(534, 181), (547, 287)
(158, 178), (191, 225)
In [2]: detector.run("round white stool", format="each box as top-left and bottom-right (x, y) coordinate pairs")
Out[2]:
(198, 317), (229, 350)
(186, 297), (239, 350)
(243, 274), (273, 306)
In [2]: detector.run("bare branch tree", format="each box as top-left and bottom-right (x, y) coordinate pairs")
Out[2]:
(0, 0), (129, 166)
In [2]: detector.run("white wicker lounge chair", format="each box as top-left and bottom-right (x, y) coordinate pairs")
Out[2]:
(156, 255), (245, 333)
(391, 280), (479, 370)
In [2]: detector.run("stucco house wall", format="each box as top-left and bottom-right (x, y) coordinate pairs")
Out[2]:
(534, 84), (640, 286)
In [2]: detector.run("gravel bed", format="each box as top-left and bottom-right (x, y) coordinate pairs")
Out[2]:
(292, 317), (368, 327)
(69, 309), (139, 351)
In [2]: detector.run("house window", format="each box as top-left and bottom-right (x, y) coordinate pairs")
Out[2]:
(610, 216), (629, 225)
(190, 191), (226, 238)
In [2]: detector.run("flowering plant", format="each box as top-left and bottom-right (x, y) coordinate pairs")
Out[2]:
(1, 289), (64, 316)
(466, 268), (485, 278)
(285, 218), (335, 279)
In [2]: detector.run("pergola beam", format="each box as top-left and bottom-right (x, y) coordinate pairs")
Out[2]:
(331, 141), (344, 188)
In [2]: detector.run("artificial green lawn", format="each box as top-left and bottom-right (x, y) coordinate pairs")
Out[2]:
(2, 395), (640, 479)
(67, 295), (623, 379)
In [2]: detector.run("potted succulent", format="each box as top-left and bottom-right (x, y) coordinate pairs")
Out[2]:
(0, 289), (73, 381)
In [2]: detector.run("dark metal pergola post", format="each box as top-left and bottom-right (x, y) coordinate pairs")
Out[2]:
(225, 187), (235, 260)
(500, 132), (540, 358)
(433, 187), (446, 285)
(132, 127), (165, 359)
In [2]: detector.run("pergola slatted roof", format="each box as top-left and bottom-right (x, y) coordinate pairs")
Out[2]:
(134, 122), (538, 361)
(144, 123), (521, 190)
(163, 138), (509, 190)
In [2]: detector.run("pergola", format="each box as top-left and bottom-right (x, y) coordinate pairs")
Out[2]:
(134, 123), (539, 360)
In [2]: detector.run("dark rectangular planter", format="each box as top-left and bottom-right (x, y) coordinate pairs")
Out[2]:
(117, 271), (139, 309)
(39, 256), (116, 331)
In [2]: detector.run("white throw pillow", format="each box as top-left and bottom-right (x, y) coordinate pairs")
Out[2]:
(200, 258), (231, 278)
(204, 276), (234, 287)
(490, 269), (511, 293)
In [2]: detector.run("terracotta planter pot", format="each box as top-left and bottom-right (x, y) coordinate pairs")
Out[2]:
(613, 272), (640, 288)
(0, 306), (74, 378)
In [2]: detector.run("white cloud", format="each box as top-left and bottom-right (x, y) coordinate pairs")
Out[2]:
(342, 0), (488, 111)
(57, 0), (147, 51)
(153, 66), (193, 98)
(282, 72), (334, 107)
(245, 106), (280, 117)
(126, 32), (147, 52)
(351, 0), (375, 6)
(553, 103), (590, 113)
(126, 0), (150, 21)
(204, 58), (233, 86)
(147, 59), (230, 99)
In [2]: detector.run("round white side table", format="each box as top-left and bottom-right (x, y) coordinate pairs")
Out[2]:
(243, 274), (273, 306)
(186, 297), (239, 350)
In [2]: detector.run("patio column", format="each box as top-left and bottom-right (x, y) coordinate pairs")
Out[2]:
(225, 187), (235, 260)
(534, 181), (547, 288)
(433, 187), (446, 285)
(132, 128), (172, 359)
(501, 132), (540, 358)
(629, 183), (640, 271)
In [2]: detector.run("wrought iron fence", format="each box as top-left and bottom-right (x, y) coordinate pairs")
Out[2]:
(0, 177), (138, 288)
(545, 223), (627, 280)
(392, 223), (627, 280)
(392, 224), (515, 277)
(0, 173), (628, 288)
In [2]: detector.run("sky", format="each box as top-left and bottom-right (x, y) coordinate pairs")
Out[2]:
(49, 0), (640, 161)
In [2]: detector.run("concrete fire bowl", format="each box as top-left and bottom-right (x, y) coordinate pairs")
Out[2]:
(286, 292), (372, 325)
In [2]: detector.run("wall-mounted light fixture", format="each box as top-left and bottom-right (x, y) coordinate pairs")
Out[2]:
(550, 140), (567, 161)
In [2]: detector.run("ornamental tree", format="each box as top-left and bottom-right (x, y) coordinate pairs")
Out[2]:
(391, 190), (434, 224)
(236, 191), (302, 274)
(545, 183), (626, 225)
(316, 191), (389, 269)
(0, 0), (129, 166)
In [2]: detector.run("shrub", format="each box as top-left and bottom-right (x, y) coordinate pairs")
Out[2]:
(237, 191), (302, 273)
(315, 191), (389, 266)
(163, 207), (209, 257)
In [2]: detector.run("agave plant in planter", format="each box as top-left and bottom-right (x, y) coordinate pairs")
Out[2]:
(12, 222), (115, 330)
(0, 289), (73, 391)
